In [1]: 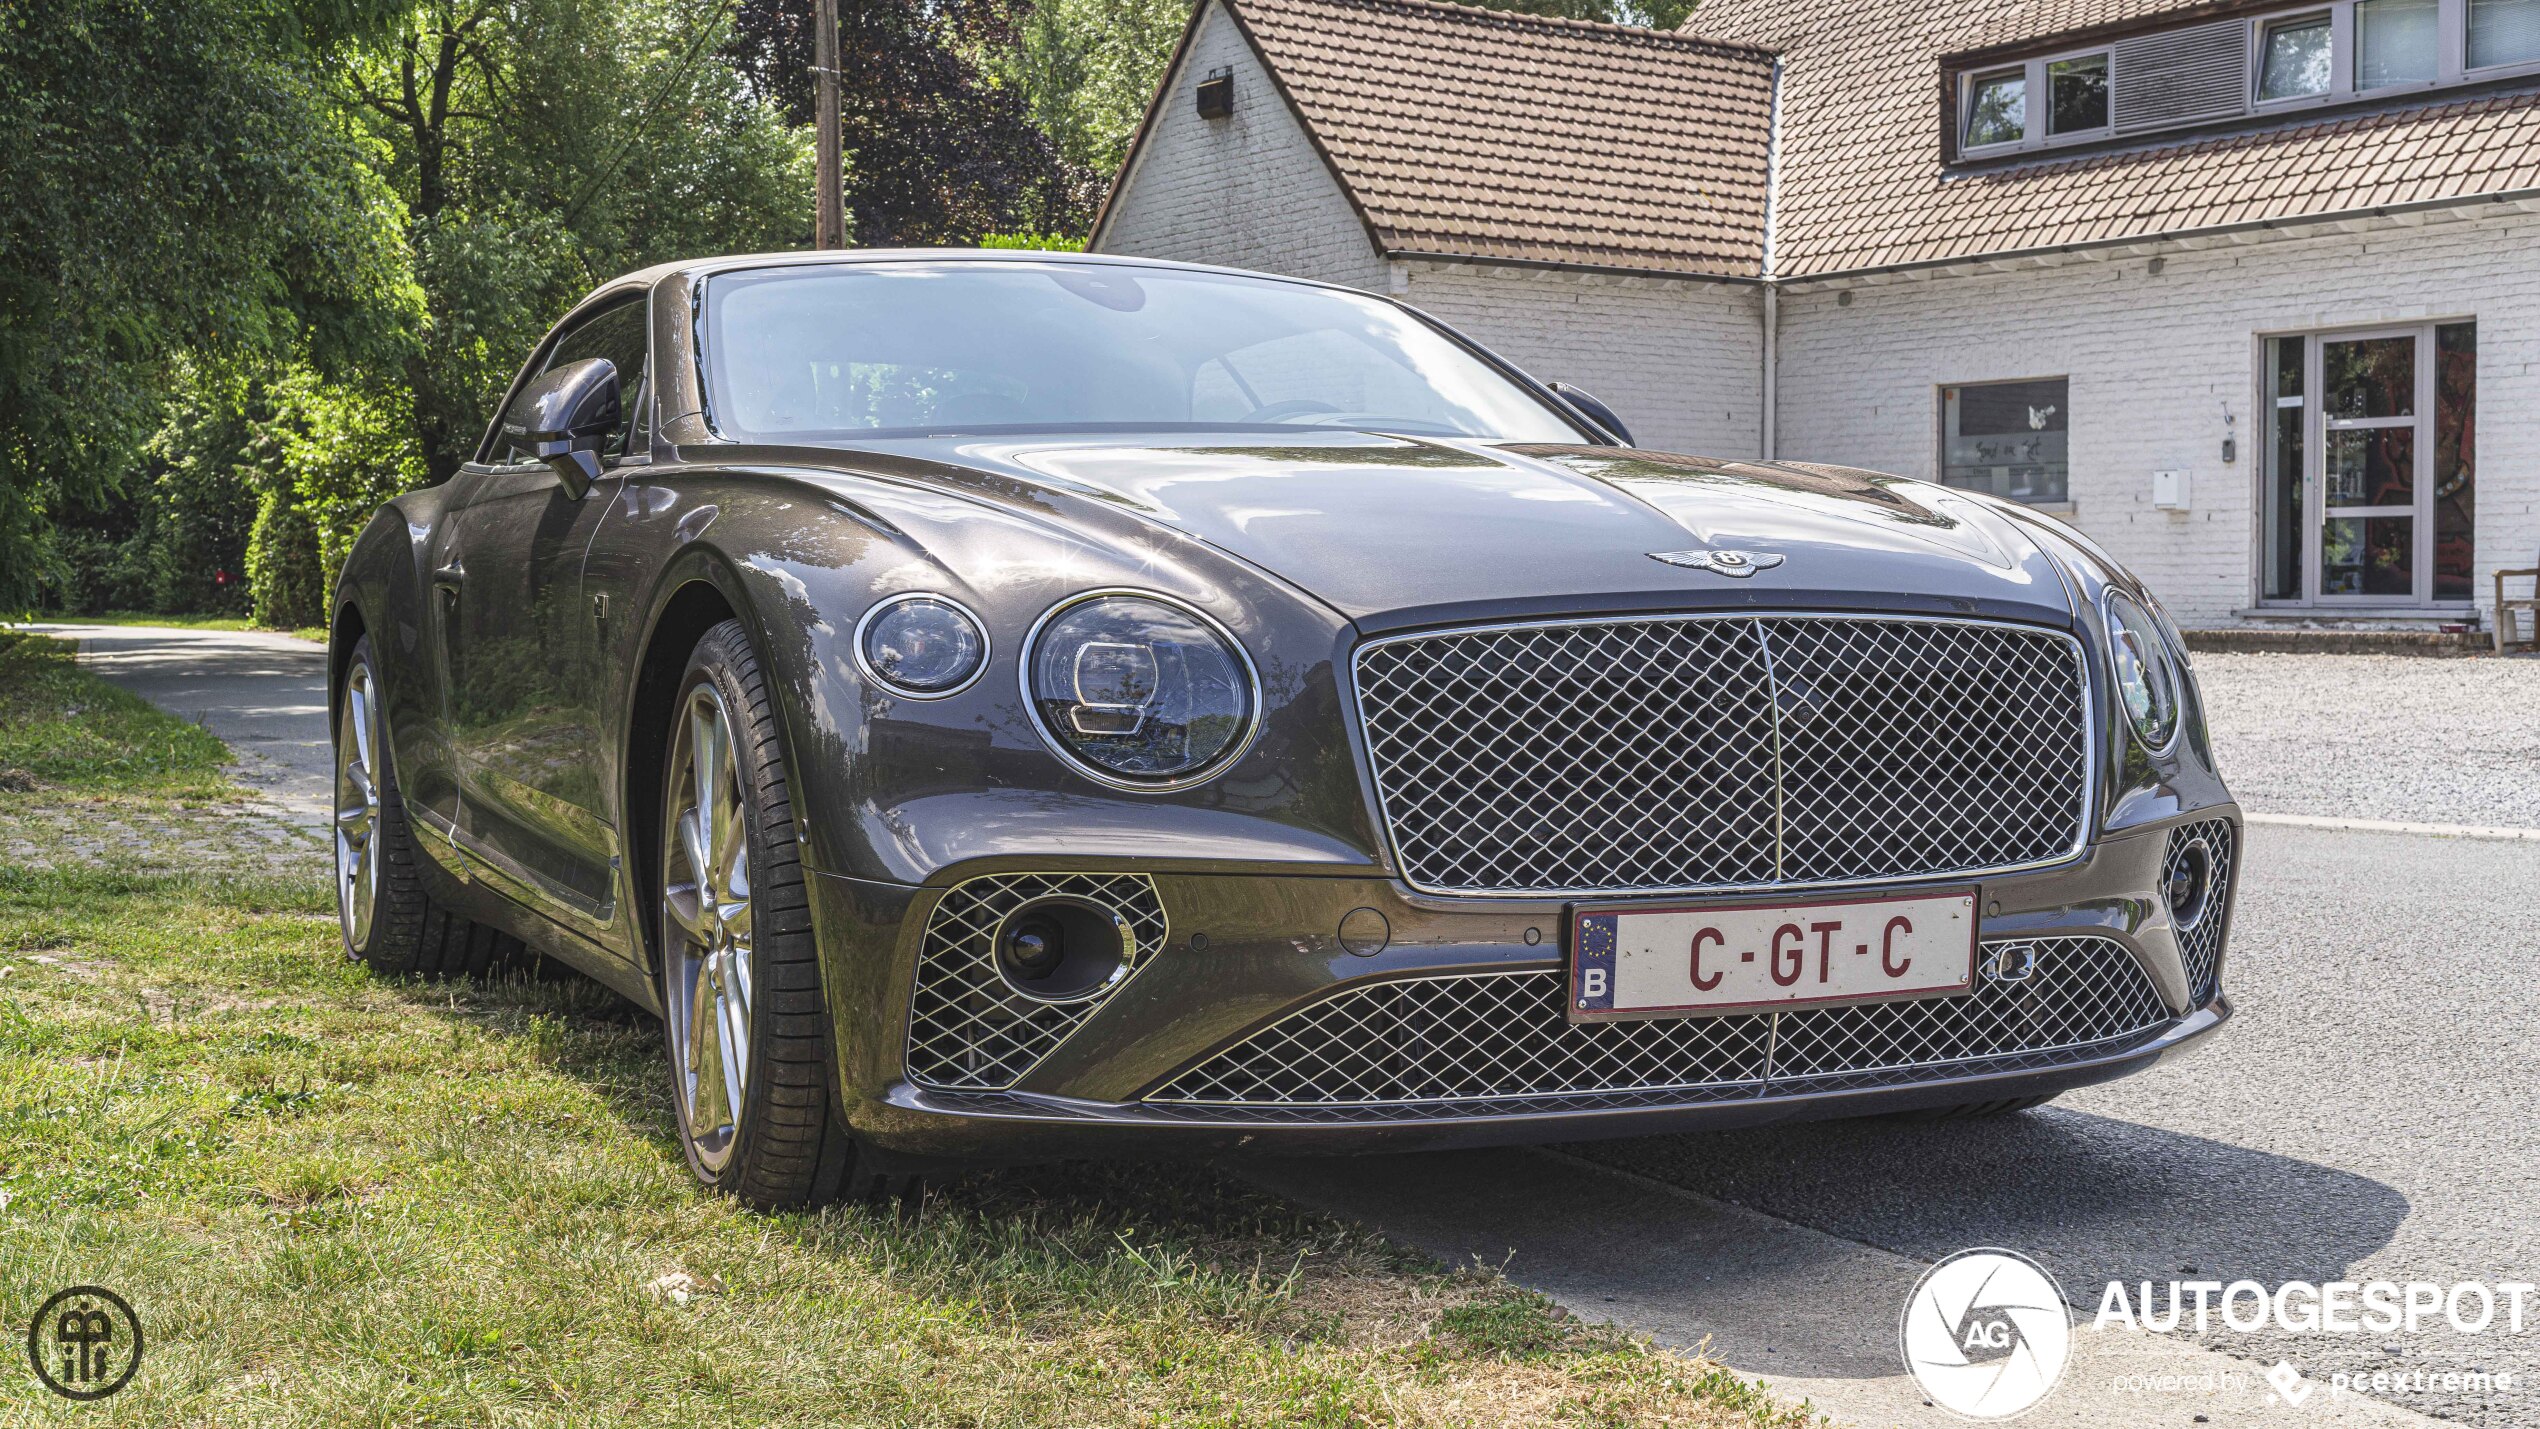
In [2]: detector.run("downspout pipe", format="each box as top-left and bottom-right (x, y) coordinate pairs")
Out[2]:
(1762, 286), (1778, 460)
(1759, 57), (1783, 461)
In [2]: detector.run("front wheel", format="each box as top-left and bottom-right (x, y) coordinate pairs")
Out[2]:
(657, 619), (870, 1207)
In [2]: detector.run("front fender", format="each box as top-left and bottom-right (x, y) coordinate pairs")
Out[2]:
(611, 465), (1384, 893)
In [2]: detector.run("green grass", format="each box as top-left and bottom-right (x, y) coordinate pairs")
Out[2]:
(0, 632), (232, 798)
(12, 612), (325, 643)
(0, 633), (1816, 1427)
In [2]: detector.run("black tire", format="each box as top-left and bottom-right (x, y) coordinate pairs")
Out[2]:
(1889, 1094), (2060, 1122)
(334, 635), (527, 979)
(654, 619), (877, 1209)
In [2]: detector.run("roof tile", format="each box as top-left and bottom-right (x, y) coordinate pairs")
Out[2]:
(1226, 0), (1775, 275)
(1688, 0), (2540, 274)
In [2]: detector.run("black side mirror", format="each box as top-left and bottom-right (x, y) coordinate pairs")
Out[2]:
(1549, 382), (1634, 448)
(504, 357), (621, 498)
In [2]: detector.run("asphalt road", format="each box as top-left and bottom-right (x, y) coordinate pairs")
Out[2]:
(32, 624), (333, 823)
(35, 626), (2540, 1427)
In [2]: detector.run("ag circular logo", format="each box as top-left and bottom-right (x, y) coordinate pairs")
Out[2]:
(27, 1285), (142, 1401)
(1900, 1249), (2071, 1419)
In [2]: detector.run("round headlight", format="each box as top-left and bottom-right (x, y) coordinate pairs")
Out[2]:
(2104, 590), (2181, 752)
(856, 594), (987, 697)
(1024, 592), (1258, 786)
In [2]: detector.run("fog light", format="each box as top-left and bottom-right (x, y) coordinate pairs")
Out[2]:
(992, 898), (1131, 1003)
(2166, 837), (2215, 932)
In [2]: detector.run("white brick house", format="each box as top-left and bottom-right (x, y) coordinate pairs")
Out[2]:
(1092, 0), (2540, 630)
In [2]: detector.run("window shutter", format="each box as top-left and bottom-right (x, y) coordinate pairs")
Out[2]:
(2112, 18), (2252, 132)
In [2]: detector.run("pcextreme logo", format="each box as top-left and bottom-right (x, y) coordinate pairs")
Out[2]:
(1900, 1249), (2074, 1419)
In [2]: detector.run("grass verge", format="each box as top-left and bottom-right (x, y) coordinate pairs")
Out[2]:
(11, 612), (327, 643)
(0, 631), (1815, 1426)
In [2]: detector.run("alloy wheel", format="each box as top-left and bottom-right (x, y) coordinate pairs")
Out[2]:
(334, 660), (383, 952)
(663, 683), (754, 1171)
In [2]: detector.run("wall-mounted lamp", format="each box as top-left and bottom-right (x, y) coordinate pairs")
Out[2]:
(2221, 400), (2236, 465)
(1196, 68), (1234, 120)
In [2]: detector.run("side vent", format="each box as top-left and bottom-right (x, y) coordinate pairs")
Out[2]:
(2113, 18), (2251, 133)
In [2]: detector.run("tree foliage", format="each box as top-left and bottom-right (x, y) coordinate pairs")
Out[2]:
(9, 0), (1705, 619)
(727, 0), (1084, 244)
(0, 0), (416, 608)
(348, 0), (813, 478)
(992, 0), (1186, 180)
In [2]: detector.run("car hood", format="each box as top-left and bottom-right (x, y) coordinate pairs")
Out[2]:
(833, 432), (2079, 633)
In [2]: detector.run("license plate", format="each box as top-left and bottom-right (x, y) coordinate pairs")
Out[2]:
(1569, 890), (1977, 1021)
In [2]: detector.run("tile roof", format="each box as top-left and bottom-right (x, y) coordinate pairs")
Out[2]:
(1686, 0), (2540, 276)
(1221, 0), (1778, 276)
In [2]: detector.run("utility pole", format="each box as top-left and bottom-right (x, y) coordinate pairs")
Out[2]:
(814, 0), (843, 248)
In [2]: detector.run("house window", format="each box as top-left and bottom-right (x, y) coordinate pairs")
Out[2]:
(1955, 0), (2540, 156)
(2357, 0), (2442, 85)
(2259, 13), (2336, 97)
(1964, 69), (2027, 147)
(2470, 0), (2540, 66)
(2049, 55), (2111, 132)
(1941, 378), (2069, 505)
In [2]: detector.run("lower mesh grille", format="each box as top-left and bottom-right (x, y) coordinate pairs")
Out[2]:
(2165, 818), (2236, 1005)
(1145, 936), (2168, 1108)
(905, 873), (1168, 1091)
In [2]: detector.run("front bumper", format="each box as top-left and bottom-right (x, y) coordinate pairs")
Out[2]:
(856, 998), (2229, 1163)
(809, 809), (2241, 1162)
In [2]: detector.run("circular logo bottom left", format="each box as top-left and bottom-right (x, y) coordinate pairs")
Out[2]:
(1900, 1249), (2071, 1419)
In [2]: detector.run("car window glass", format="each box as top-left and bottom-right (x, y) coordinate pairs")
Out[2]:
(698, 263), (1585, 443)
(495, 297), (649, 464)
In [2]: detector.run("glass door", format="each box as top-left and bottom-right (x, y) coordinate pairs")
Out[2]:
(2261, 323), (2476, 607)
(2316, 330), (2423, 600)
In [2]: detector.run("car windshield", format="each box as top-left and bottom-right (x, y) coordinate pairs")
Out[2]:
(697, 261), (1588, 443)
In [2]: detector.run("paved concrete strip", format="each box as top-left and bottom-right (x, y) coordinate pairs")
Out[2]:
(1242, 1148), (2445, 1429)
(24, 624), (332, 825)
(2242, 811), (2540, 843)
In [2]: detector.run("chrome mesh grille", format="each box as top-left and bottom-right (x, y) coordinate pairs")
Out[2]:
(1353, 615), (2091, 895)
(1145, 937), (2166, 1108)
(2165, 818), (2236, 1005)
(904, 873), (1168, 1091)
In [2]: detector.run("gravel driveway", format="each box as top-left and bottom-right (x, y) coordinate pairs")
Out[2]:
(2194, 652), (2540, 828)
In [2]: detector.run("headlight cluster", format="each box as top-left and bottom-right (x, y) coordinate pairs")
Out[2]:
(856, 594), (989, 698)
(2102, 591), (2182, 752)
(1024, 593), (1257, 786)
(856, 588), (1259, 788)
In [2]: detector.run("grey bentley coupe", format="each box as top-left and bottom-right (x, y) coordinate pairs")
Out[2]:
(329, 249), (2238, 1206)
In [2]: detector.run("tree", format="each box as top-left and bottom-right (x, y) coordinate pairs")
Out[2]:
(0, 0), (416, 609)
(346, 0), (814, 479)
(727, 0), (1086, 245)
(992, 0), (1186, 181)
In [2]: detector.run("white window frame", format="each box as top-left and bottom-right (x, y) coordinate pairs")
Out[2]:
(2249, 319), (2478, 611)
(1954, 0), (2540, 161)
(1957, 44), (2114, 155)
(2252, 0), (2540, 104)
